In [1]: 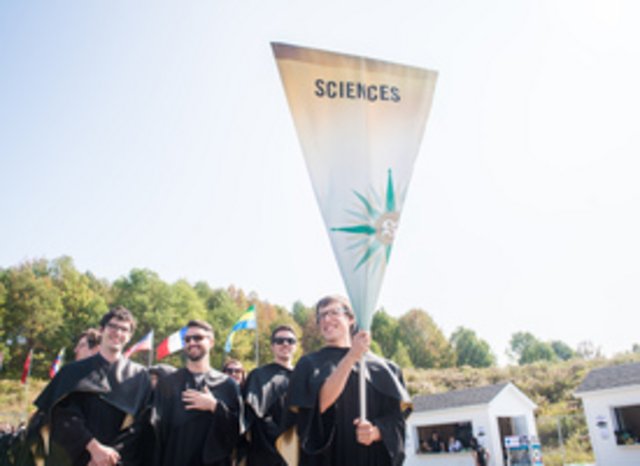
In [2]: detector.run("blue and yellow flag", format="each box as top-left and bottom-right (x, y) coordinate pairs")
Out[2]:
(224, 305), (257, 353)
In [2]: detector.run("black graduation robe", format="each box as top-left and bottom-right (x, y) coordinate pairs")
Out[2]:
(32, 353), (151, 466)
(243, 363), (293, 466)
(151, 367), (242, 466)
(287, 347), (411, 466)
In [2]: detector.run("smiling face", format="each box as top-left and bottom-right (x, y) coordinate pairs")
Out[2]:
(316, 301), (355, 347)
(101, 318), (133, 354)
(184, 327), (213, 362)
(271, 329), (297, 366)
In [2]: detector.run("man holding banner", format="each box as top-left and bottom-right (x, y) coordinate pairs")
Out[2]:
(286, 295), (410, 466)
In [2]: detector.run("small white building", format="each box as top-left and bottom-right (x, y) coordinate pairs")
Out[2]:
(405, 382), (538, 466)
(575, 361), (640, 466)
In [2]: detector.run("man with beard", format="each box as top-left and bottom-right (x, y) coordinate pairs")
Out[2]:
(287, 295), (411, 466)
(243, 325), (297, 466)
(152, 320), (242, 466)
(33, 306), (151, 466)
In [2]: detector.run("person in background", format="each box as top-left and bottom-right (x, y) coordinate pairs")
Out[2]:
(470, 437), (490, 466)
(73, 328), (101, 361)
(223, 358), (246, 387)
(243, 325), (298, 466)
(428, 431), (445, 452)
(447, 435), (462, 453)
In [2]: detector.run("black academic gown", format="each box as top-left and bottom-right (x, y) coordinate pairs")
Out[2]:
(32, 353), (151, 466)
(151, 368), (242, 466)
(243, 363), (293, 466)
(287, 347), (411, 466)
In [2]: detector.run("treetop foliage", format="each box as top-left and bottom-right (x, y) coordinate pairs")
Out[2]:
(1, 256), (634, 380)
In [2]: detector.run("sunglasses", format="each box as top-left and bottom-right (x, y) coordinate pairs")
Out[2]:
(224, 367), (244, 375)
(272, 337), (297, 345)
(184, 335), (206, 343)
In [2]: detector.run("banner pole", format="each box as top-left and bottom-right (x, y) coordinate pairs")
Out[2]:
(359, 358), (367, 421)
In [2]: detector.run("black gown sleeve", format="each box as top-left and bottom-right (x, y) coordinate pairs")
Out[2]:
(202, 383), (242, 465)
(50, 395), (95, 463)
(370, 398), (406, 466)
(287, 355), (336, 458)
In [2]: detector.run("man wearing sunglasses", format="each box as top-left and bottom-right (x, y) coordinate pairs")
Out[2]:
(242, 325), (298, 466)
(286, 295), (410, 466)
(151, 320), (243, 466)
(32, 306), (151, 466)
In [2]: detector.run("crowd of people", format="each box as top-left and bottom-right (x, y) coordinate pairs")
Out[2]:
(0, 294), (410, 466)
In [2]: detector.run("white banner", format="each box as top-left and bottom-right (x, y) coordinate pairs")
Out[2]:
(273, 42), (437, 330)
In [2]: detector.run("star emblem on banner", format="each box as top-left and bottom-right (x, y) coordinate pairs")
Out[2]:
(331, 169), (403, 272)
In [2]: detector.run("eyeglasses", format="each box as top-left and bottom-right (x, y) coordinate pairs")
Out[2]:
(317, 307), (348, 321)
(106, 322), (131, 333)
(272, 337), (297, 345)
(184, 335), (206, 343)
(224, 367), (244, 375)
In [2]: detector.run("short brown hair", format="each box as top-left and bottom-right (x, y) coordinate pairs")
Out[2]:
(315, 295), (354, 320)
(271, 325), (296, 342)
(100, 306), (136, 333)
(186, 319), (214, 337)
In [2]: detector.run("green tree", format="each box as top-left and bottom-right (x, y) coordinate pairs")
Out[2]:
(292, 300), (313, 328)
(111, 270), (206, 359)
(391, 341), (413, 368)
(450, 327), (496, 368)
(397, 309), (455, 369)
(520, 341), (557, 365)
(509, 331), (558, 365)
(550, 340), (575, 361)
(0, 260), (65, 377)
(49, 256), (108, 351)
(371, 309), (399, 359)
(509, 331), (538, 363)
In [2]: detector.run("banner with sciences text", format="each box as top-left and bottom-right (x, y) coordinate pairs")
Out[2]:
(272, 43), (437, 330)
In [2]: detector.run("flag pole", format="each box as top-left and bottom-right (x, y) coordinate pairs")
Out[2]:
(22, 348), (33, 424)
(148, 331), (154, 368)
(254, 305), (259, 367)
(359, 358), (367, 421)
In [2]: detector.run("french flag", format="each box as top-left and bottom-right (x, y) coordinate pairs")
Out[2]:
(124, 330), (154, 359)
(49, 348), (65, 379)
(156, 327), (187, 360)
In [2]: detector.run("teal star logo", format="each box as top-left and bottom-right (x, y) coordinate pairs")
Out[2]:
(331, 169), (402, 271)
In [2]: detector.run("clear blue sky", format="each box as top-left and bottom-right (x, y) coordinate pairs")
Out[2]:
(2, 0), (639, 362)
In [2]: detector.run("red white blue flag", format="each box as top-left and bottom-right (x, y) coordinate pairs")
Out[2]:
(156, 327), (187, 360)
(124, 330), (154, 359)
(49, 348), (65, 379)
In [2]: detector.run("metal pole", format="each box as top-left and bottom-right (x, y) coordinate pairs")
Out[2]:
(255, 308), (259, 367)
(359, 358), (367, 421)
(148, 331), (154, 368)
